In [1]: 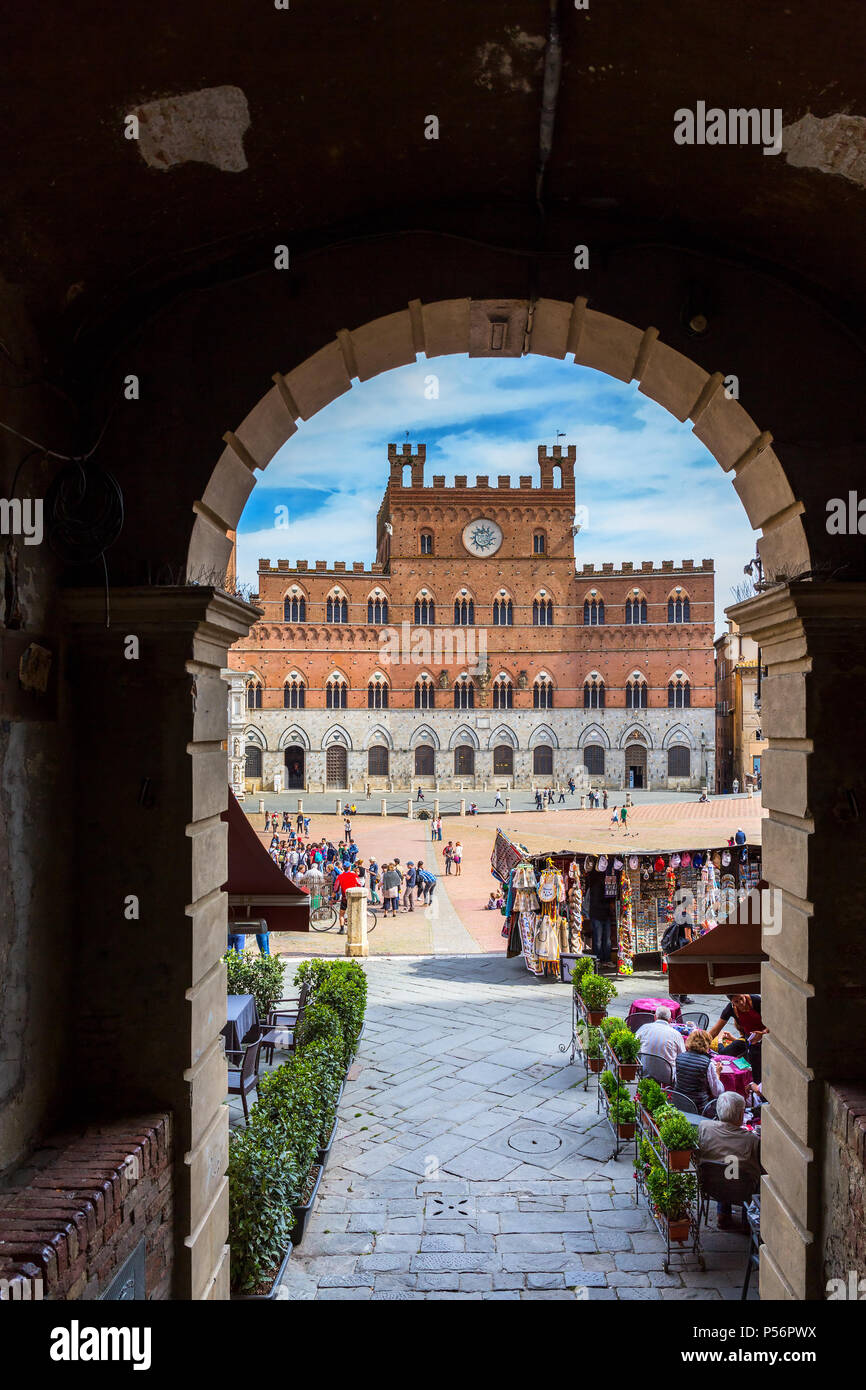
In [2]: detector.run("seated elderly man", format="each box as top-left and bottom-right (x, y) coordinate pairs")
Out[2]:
(634, 1006), (686, 1069)
(697, 1091), (761, 1230)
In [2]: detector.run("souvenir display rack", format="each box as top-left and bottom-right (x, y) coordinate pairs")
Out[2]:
(634, 1104), (704, 1272)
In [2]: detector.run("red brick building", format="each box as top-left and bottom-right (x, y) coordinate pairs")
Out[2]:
(229, 443), (715, 791)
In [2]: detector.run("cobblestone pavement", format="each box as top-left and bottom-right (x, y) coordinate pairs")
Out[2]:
(292, 956), (752, 1301)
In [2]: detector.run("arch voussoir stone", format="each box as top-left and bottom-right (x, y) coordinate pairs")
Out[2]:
(573, 308), (643, 383)
(348, 310), (416, 380)
(637, 336), (710, 423)
(282, 339), (352, 420)
(234, 383), (297, 467)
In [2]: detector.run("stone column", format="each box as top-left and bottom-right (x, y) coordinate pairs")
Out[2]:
(63, 587), (259, 1302)
(335, 798), (342, 816)
(731, 582), (866, 1300)
(297, 798), (303, 813)
(433, 798), (440, 818)
(381, 798), (387, 816)
(505, 798), (511, 813)
(407, 800), (414, 819)
(459, 798), (466, 816)
(345, 886), (368, 958)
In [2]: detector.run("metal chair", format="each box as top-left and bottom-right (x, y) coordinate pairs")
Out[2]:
(741, 1199), (761, 1300)
(666, 1089), (701, 1115)
(681, 1010), (710, 1030)
(702, 1098), (718, 1120)
(627, 1010), (655, 1032)
(639, 1053), (675, 1087)
(226, 1038), (263, 1124)
(268, 979), (311, 1053)
(696, 1160), (759, 1233)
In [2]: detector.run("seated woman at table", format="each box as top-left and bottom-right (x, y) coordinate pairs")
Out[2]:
(709, 994), (767, 1082)
(675, 1029), (724, 1113)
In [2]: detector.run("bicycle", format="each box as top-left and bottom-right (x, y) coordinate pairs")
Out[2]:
(309, 895), (378, 933)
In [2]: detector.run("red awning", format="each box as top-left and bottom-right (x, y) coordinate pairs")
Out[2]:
(221, 789), (310, 933)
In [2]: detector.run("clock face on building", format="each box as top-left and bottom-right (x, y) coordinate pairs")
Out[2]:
(462, 517), (503, 557)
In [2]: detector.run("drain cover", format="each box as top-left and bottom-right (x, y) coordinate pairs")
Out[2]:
(426, 1195), (473, 1219)
(507, 1129), (563, 1154)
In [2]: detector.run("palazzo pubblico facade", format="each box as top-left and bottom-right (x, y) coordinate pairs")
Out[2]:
(226, 443), (716, 795)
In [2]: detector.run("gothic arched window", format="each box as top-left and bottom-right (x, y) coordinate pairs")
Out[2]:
(492, 675), (513, 709)
(326, 675), (348, 709)
(453, 676), (475, 709)
(414, 596), (435, 625)
(283, 593), (306, 622)
(583, 676), (605, 709)
(454, 596), (475, 625)
(533, 676), (554, 709)
(283, 677), (305, 709)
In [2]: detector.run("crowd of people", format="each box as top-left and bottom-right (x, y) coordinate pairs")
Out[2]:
(260, 807), (439, 932)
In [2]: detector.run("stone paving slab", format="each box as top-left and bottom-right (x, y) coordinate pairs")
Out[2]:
(290, 955), (752, 1300)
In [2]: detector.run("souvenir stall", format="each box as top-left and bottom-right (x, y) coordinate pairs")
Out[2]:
(492, 830), (763, 983)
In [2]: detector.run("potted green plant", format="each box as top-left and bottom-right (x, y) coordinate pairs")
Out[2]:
(570, 955), (595, 990)
(578, 972), (617, 1025)
(636, 1076), (667, 1119)
(608, 1027), (642, 1081)
(599, 1015), (625, 1039)
(224, 949), (286, 1022)
(610, 1087), (637, 1139)
(645, 1164), (697, 1243)
(228, 1116), (304, 1298)
(584, 1026), (604, 1073)
(656, 1109), (698, 1171)
(598, 1068), (618, 1099)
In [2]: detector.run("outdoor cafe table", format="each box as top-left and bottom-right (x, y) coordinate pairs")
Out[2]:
(224, 993), (257, 1054)
(626, 996), (683, 1025)
(715, 1055), (753, 1098)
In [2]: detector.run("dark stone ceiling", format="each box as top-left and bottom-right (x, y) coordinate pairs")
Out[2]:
(3, 1), (865, 362)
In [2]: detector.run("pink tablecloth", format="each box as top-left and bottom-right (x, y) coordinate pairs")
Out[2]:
(716, 1056), (753, 1098)
(627, 996), (682, 1024)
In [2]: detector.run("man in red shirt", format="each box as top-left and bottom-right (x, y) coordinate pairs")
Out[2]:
(332, 865), (361, 933)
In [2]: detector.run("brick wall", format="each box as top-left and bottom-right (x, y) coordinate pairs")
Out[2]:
(821, 1084), (866, 1289)
(0, 1113), (172, 1300)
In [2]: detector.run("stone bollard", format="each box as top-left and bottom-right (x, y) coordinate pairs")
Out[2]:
(505, 797), (511, 814)
(336, 798), (342, 816)
(580, 794), (586, 809)
(296, 798), (303, 814)
(345, 886), (368, 958)
(433, 798), (440, 819)
(408, 800), (414, 820)
(258, 798), (265, 814)
(459, 799), (466, 816)
(381, 798), (387, 816)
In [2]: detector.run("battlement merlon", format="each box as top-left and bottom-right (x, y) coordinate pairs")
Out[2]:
(388, 441), (426, 486)
(575, 559), (715, 578)
(537, 444), (576, 489)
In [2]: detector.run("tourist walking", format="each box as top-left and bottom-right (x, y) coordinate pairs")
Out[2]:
(382, 862), (401, 916)
(558, 786), (565, 803)
(535, 790), (543, 810)
(403, 861), (417, 911)
(602, 790), (608, 810)
(494, 789), (504, 808)
(434, 815), (443, 841)
(732, 778), (740, 795)
(368, 860), (380, 903)
(444, 840), (454, 874)
(453, 840), (463, 876)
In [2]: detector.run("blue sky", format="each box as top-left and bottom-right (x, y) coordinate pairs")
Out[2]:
(236, 354), (756, 634)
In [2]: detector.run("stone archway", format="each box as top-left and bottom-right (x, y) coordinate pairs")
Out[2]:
(187, 298), (822, 1301)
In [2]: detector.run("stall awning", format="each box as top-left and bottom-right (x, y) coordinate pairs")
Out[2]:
(221, 788), (310, 933)
(667, 920), (767, 995)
